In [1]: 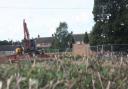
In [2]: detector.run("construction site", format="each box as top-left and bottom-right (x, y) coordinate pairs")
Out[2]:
(0, 19), (127, 89)
(0, 0), (128, 89)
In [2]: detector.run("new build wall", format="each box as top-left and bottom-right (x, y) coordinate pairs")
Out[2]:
(72, 43), (96, 57)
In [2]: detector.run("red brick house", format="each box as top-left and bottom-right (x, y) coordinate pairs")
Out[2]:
(35, 34), (85, 48)
(35, 34), (94, 56)
(35, 37), (53, 48)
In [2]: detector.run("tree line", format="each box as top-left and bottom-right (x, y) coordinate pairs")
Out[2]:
(0, 40), (20, 45)
(90, 0), (128, 45)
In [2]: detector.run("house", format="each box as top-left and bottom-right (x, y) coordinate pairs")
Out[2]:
(35, 34), (85, 48)
(35, 37), (53, 48)
(73, 34), (85, 44)
(35, 34), (94, 56)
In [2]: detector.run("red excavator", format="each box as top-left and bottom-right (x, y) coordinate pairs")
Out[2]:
(23, 19), (31, 52)
(15, 19), (37, 55)
(2, 19), (52, 63)
(16, 19), (46, 56)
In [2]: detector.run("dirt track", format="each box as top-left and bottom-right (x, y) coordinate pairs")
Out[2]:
(0, 53), (56, 63)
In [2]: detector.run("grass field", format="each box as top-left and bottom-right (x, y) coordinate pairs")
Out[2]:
(0, 55), (128, 89)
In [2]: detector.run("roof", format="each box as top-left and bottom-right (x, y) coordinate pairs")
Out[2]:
(36, 34), (85, 44)
(0, 45), (19, 51)
(35, 37), (53, 44)
(73, 34), (85, 42)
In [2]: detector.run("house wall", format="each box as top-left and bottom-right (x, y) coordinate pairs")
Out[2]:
(36, 43), (52, 48)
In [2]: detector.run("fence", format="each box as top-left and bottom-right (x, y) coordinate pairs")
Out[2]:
(90, 44), (128, 58)
(38, 44), (128, 58)
(0, 51), (15, 56)
(42, 48), (59, 53)
(42, 48), (72, 53)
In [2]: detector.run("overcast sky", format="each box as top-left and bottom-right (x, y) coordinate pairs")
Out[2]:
(0, 0), (94, 41)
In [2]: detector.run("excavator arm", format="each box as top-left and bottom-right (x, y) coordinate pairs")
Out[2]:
(23, 19), (30, 50)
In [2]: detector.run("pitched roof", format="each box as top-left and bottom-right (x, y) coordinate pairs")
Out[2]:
(35, 37), (53, 44)
(35, 34), (85, 44)
(73, 34), (85, 42)
(0, 45), (19, 51)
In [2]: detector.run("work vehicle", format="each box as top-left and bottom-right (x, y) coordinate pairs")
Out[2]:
(0, 20), (53, 63)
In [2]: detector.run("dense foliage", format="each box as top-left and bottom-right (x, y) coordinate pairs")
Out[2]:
(84, 32), (89, 44)
(52, 22), (74, 51)
(90, 0), (128, 46)
(0, 40), (21, 45)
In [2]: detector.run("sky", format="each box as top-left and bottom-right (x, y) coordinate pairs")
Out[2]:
(0, 0), (94, 41)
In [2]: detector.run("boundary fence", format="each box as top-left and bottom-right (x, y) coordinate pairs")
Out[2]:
(90, 44), (128, 59)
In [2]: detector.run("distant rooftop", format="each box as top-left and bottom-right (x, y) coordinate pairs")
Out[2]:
(36, 37), (53, 44)
(36, 34), (85, 43)
(73, 34), (85, 42)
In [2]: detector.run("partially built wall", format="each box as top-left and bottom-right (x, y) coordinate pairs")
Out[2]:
(72, 43), (96, 57)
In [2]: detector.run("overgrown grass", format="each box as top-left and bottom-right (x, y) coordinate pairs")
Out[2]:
(0, 56), (128, 89)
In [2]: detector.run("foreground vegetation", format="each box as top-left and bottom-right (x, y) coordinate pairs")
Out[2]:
(0, 55), (128, 89)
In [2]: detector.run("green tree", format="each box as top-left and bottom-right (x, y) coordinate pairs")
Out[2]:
(90, 0), (128, 46)
(0, 40), (13, 45)
(52, 22), (74, 51)
(83, 32), (89, 44)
